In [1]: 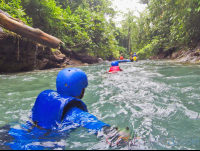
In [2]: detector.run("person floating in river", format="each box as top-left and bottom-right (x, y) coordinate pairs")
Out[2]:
(108, 61), (123, 73)
(133, 52), (138, 62)
(119, 53), (124, 60)
(2, 67), (134, 150)
(130, 52), (133, 62)
(31, 68), (109, 132)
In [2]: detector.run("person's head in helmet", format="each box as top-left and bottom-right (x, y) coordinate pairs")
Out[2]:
(111, 61), (118, 66)
(119, 53), (124, 60)
(131, 52), (133, 55)
(56, 68), (88, 99)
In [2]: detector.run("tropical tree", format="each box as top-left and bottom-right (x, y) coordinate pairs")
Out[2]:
(0, 0), (120, 60)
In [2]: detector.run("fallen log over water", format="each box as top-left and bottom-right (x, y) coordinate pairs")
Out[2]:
(0, 13), (62, 48)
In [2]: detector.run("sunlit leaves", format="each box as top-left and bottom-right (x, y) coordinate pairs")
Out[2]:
(0, 0), (31, 25)
(127, 0), (200, 59)
(187, 8), (191, 11)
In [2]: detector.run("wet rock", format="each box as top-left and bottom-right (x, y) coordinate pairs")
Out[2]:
(0, 34), (100, 73)
(0, 35), (36, 72)
(171, 52), (179, 59)
(38, 49), (66, 63)
(98, 58), (103, 63)
(59, 46), (99, 64)
(190, 56), (199, 63)
(194, 49), (200, 56)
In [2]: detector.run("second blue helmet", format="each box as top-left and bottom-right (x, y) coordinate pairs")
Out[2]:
(111, 61), (118, 66)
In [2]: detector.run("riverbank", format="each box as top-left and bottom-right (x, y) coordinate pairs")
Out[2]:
(0, 30), (103, 73)
(149, 44), (200, 64)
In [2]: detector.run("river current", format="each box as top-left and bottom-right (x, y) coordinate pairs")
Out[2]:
(0, 60), (200, 150)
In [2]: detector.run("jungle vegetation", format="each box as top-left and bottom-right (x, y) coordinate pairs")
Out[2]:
(127, 0), (200, 59)
(1, 0), (200, 60)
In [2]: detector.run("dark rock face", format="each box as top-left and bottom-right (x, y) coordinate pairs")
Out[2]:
(0, 34), (37, 72)
(59, 46), (99, 64)
(0, 33), (100, 73)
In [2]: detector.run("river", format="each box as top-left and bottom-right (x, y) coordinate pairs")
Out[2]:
(0, 60), (200, 150)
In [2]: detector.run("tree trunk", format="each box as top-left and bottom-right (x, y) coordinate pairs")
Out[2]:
(128, 26), (131, 52)
(0, 13), (62, 48)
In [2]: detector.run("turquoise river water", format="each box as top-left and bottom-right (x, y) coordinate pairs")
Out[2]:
(1, 60), (200, 150)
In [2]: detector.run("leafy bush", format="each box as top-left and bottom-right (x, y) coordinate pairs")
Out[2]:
(137, 38), (160, 59)
(0, 0), (32, 25)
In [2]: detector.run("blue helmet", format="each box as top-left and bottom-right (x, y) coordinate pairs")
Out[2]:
(111, 61), (118, 66)
(56, 68), (88, 97)
(134, 53), (136, 55)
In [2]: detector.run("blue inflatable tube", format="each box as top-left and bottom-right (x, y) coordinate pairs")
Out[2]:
(118, 60), (131, 63)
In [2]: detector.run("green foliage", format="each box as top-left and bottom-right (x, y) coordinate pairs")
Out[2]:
(116, 0), (200, 59)
(0, 0), (120, 60)
(2, 0), (200, 60)
(3, 0), (200, 59)
(0, 0), (32, 25)
(137, 38), (160, 59)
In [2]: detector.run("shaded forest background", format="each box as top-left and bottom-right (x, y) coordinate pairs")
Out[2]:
(1, 0), (200, 60)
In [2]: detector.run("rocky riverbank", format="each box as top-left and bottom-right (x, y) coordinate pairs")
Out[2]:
(0, 30), (103, 73)
(149, 44), (200, 63)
